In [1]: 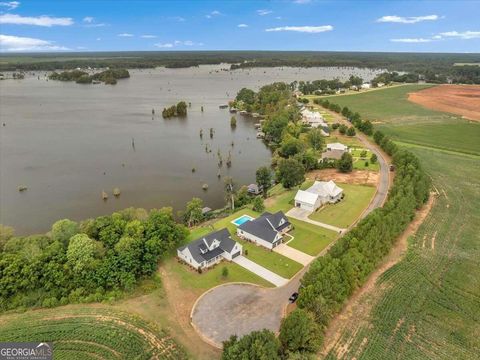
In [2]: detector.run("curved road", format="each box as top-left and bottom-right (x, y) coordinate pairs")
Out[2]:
(191, 109), (391, 348)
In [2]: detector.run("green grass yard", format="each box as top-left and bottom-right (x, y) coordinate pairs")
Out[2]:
(288, 218), (337, 256)
(309, 183), (376, 228)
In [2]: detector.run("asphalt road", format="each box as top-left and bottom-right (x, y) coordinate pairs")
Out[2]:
(191, 109), (391, 348)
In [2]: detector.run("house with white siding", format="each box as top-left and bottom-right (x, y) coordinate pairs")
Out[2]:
(326, 142), (349, 152)
(294, 180), (344, 211)
(236, 211), (291, 249)
(177, 228), (242, 270)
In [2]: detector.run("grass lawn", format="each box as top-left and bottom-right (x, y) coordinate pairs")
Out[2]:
(327, 133), (364, 148)
(164, 258), (274, 290)
(350, 148), (380, 171)
(288, 218), (337, 256)
(265, 181), (313, 213)
(185, 208), (303, 279)
(309, 183), (376, 228)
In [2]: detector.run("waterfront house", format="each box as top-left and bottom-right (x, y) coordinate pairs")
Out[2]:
(236, 211), (291, 249)
(294, 180), (344, 211)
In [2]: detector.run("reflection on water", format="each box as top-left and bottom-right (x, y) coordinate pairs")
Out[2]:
(0, 65), (382, 234)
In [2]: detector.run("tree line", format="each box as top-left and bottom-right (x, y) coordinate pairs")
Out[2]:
(49, 69), (130, 85)
(162, 101), (188, 118)
(0, 207), (187, 311)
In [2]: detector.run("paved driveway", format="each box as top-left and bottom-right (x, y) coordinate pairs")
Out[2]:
(273, 243), (314, 266)
(233, 256), (288, 287)
(286, 207), (345, 233)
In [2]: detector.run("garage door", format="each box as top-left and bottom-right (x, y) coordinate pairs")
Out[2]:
(231, 252), (241, 259)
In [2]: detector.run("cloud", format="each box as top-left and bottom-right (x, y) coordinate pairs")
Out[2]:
(0, 13), (73, 26)
(293, 0), (311, 3)
(81, 16), (106, 27)
(118, 33), (133, 37)
(257, 9), (272, 16)
(170, 16), (185, 22)
(154, 42), (173, 48)
(96, 37), (101, 41)
(0, 1), (20, 10)
(438, 31), (480, 39)
(377, 15), (440, 24)
(141, 34), (157, 38)
(265, 25), (333, 33)
(0, 34), (69, 51)
(206, 10), (221, 18)
(82, 16), (94, 23)
(391, 38), (432, 43)
(238, 23), (248, 28)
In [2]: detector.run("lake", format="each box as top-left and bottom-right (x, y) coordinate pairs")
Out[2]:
(0, 65), (382, 234)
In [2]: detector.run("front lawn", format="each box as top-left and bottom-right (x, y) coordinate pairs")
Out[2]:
(350, 148), (380, 171)
(164, 258), (274, 290)
(309, 183), (376, 228)
(288, 219), (337, 256)
(265, 181), (314, 213)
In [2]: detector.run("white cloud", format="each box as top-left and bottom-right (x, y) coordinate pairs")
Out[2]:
(265, 25), (333, 33)
(275, 16), (282, 20)
(0, 13), (73, 26)
(377, 15), (440, 24)
(154, 42), (173, 48)
(96, 37), (101, 41)
(141, 34), (157, 38)
(294, 0), (311, 4)
(81, 16), (106, 27)
(118, 33), (133, 37)
(83, 16), (94, 23)
(76, 46), (87, 50)
(170, 16), (185, 22)
(238, 23), (248, 28)
(0, 34), (69, 52)
(0, 1), (19, 10)
(206, 10), (221, 18)
(439, 31), (480, 39)
(257, 9), (272, 16)
(391, 38), (432, 43)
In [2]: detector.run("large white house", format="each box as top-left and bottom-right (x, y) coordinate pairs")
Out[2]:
(294, 180), (344, 211)
(237, 211), (291, 250)
(177, 228), (242, 270)
(301, 108), (328, 129)
(326, 142), (349, 152)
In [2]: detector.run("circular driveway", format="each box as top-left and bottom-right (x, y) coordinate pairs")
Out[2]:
(191, 282), (297, 347)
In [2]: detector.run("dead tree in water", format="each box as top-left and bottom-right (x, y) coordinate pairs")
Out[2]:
(131, 137), (136, 151)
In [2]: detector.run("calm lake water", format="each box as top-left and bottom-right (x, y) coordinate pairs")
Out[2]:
(0, 65), (382, 234)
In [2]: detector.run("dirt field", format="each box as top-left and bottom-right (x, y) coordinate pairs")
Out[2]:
(408, 85), (480, 121)
(307, 169), (379, 187)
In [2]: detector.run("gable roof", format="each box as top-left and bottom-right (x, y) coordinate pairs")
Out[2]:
(307, 180), (343, 198)
(295, 189), (319, 205)
(178, 228), (237, 263)
(238, 211), (289, 243)
(327, 142), (347, 151)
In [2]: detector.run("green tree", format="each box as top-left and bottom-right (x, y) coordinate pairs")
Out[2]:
(183, 197), (204, 227)
(230, 116), (237, 128)
(235, 88), (256, 106)
(0, 225), (14, 251)
(51, 219), (79, 247)
(222, 330), (281, 360)
(360, 150), (368, 158)
(346, 126), (356, 136)
(256, 166), (272, 198)
(339, 124), (347, 135)
(370, 153), (378, 163)
(222, 266), (229, 278)
(277, 158), (305, 189)
(280, 138), (305, 158)
(67, 234), (103, 274)
(224, 177), (236, 210)
(252, 196), (265, 212)
(176, 101), (188, 116)
(338, 152), (353, 173)
(307, 128), (324, 151)
(279, 309), (322, 354)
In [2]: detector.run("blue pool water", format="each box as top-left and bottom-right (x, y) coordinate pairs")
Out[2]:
(232, 215), (254, 226)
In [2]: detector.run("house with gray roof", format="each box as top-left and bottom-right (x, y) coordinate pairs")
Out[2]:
(177, 228), (242, 270)
(236, 211), (291, 249)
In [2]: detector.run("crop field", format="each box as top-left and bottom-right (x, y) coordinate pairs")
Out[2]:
(326, 84), (480, 156)
(323, 86), (480, 359)
(0, 306), (187, 359)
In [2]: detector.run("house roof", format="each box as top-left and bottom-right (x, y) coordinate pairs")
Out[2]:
(327, 142), (348, 151)
(178, 228), (237, 263)
(295, 190), (319, 205)
(238, 211), (289, 243)
(321, 149), (345, 160)
(307, 180), (343, 198)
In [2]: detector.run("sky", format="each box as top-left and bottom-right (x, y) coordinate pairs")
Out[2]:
(0, 0), (479, 53)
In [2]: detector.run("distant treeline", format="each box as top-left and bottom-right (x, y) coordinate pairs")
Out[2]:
(49, 68), (130, 85)
(1, 51), (479, 83)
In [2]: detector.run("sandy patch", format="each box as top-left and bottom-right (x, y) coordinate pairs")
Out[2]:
(307, 169), (379, 187)
(408, 85), (480, 121)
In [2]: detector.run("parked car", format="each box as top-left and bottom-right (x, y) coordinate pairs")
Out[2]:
(389, 164), (395, 171)
(289, 292), (299, 303)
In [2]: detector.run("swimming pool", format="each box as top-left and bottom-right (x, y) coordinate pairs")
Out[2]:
(231, 214), (254, 226)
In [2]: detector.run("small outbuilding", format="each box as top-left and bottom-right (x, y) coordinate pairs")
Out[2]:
(326, 142), (349, 152)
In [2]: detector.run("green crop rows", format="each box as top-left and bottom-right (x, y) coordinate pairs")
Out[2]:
(0, 307), (187, 360)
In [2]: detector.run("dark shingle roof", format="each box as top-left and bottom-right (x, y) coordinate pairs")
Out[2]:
(179, 228), (236, 264)
(238, 211), (290, 243)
